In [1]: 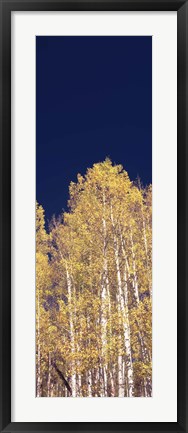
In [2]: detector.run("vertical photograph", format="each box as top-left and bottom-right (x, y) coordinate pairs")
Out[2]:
(36, 36), (152, 397)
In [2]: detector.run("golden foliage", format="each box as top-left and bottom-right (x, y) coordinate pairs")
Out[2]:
(36, 160), (152, 397)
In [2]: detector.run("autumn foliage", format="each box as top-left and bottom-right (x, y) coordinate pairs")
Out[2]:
(36, 159), (152, 397)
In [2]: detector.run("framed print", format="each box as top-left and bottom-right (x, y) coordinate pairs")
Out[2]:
(35, 34), (152, 400)
(0, 0), (187, 432)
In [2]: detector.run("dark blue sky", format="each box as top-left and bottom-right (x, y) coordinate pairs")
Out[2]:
(36, 36), (152, 221)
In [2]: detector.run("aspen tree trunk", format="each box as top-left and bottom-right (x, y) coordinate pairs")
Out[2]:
(112, 231), (125, 397)
(100, 192), (109, 397)
(112, 243), (125, 394)
(77, 374), (82, 396)
(137, 328), (151, 397)
(106, 284), (115, 395)
(94, 368), (99, 396)
(137, 180), (150, 277)
(103, 367), (108, 397)
(122, 269), (134, 399)
(121, 230), (139, 305)
(87, 370), (92, 397)
(120, 237), (136, 397)
(51, 382), (54, 397)
(36, 291), (41, 397)
(142, 208), (148, 263)
(111, 207), (134, 397)
(122, 358), (125, 393)
(130, 228), (139, 305)
(86, 316), (92, 397)
(47, 352), (51, 397)
(121, 233), (150, 397)
(109, 367), (115, 396)
(143, 378), (147, 397)
(76, 323), (82, 396)
(106, 296), (115, 396)
(66, 263), (77, 397)
(98, 367), (101, 396)
(99, 365), (105, 397)
(118, 355), (124, 397)
(140, 201), (152, 298)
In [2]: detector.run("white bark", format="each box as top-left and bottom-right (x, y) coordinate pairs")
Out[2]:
(103, 366), (108, 397)
(118, 355), (124, 397)
(51, 382), (54, 397)
(121, 231), (151, 397)
(76, 373), (82, 397)
(122, 264), (134, 397)
(140, 200), (152, 298)
(99, 365), (104, 397)
(109, 367), (115, 396)
(87, 370), (92, 397)
(47, 352), (51, 397)
(111, 207), (134, 397)
(100, 192), (109, 397)
(86, 316), (93, 397)
(94, 368), (99, 396)
(130, 228), (139, 305)
(66, 263), (77, 397)
(36, 291), (41, 397)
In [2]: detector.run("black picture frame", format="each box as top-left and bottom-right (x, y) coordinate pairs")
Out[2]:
(0, 0), (187, 432)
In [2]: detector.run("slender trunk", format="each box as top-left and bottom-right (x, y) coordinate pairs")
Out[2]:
(99, 365), (104, 397)
(121, 232), (151, 397)
(77, 373), (82, 396)
(100, 192), (109, 397)
(143, 215), (148, 263)
(51, 382), (54, 397)
(143, 378), (147, 397)
(94, 368), (99, 396)
(87, 370), (92, 397)
(36, 291), (41, 397)
(130, 228), (139, 305)
(103, 366), (108, 397)
(118, 355), (124, 397)
(76, 325), (82, 396)
(47, 352), (51, 397)
(86, 316), (92, 397)
(140, 201), (152, 297)
(122, 267), (134, 397)
(109, 367), (115, 396)
(111, 207), (134, 397)
(106, 298), (115, 397)
(112, 232), (125, 397)
(66, 263), (77, 397)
